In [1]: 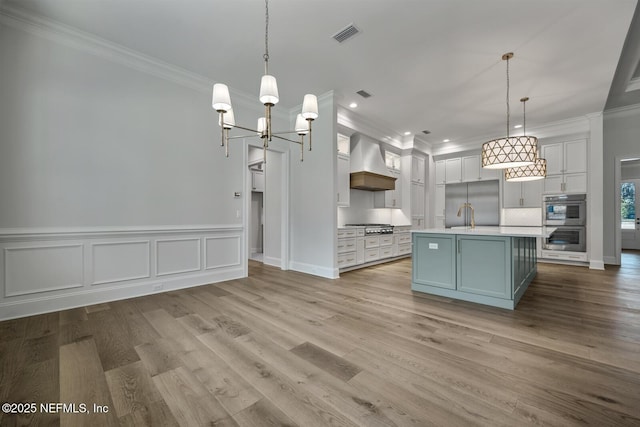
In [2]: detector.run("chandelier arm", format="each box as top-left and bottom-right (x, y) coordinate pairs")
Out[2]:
(271, 134), (302, 145)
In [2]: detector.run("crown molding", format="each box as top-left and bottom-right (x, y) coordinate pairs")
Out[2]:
(0, 2), (265, 113)
(604, 102), (640, 117)
(336, 106), (406, 150)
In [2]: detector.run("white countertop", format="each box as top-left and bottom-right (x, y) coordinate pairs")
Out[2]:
(412, 226), (556, 238)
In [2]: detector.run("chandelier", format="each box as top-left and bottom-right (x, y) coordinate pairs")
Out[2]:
(504, 97), (546, 181)
(211, 0), (318, 162)
(482, 53), (537, 169)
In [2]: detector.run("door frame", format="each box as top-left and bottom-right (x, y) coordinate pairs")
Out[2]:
(244, 141), (290, 273)
(614, 154), (640, 264)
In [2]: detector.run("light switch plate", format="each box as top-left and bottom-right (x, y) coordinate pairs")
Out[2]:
(429, 243), (438, 249)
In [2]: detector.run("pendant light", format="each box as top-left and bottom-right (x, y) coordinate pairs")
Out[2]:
(482, 53), (537, 169)
(504, 97), (547, 181)
(211, 0), (318, 162)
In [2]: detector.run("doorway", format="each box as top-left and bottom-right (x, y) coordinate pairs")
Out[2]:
(621, 177), (640, 250)
(246, 145), (289, 271)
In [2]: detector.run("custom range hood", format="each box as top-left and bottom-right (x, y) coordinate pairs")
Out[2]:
(349, 133), (396, 191)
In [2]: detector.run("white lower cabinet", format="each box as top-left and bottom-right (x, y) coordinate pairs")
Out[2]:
(338, 226), (411, 271)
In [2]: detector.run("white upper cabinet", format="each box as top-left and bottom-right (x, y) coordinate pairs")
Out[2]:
(462, 156), (480, 182)
(374, 168), (402, 208)
(445, 158), (462, 183)
(503, 178), (543, 208)
(541, 139), (587, 194)
(251, 169), (264, 192)
(337, 133), (350, 156)
(411, 155), (426, 183)
(337, 152), (350, 206)
(435, 160), (446, 184)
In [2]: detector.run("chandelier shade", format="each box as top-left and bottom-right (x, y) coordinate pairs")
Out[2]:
(218, 108), (235, 129)
(295, 114), (309, 135)
(504, 158), (547, 181)
(482, 136), (538, 169)
(212, 84), (232, 112)
(302, 94), (319, 119)
(259, 75), (279, 105)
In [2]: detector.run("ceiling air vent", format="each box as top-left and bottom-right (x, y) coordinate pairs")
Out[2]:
(422, 130), (431, 135)
(333, 23), (360, 43)
(356, 90), (372, 98)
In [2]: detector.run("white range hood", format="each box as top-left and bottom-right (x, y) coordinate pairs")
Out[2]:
(349, 133), (396, 191)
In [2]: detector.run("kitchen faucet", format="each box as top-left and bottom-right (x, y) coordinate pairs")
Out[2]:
(457, 203), (475, 228)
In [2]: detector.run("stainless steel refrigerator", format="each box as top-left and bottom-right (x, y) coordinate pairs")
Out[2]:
(445, 180), (500, 227)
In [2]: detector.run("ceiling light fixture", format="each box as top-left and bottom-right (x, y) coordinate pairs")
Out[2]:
(349, 102), (358, 108)
(212, 0), (318, 162)
(504, 97), (546, 181)
(404, 131), (411, 136)
(482, 53), (537, 169)
(443, 139), (450, 143)
(514, 124), (522, 129)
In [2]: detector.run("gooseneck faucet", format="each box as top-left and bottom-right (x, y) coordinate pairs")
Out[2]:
(457, 203), (475, 228)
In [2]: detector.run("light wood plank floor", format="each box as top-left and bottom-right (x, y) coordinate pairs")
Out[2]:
(1, 255), (640, 426)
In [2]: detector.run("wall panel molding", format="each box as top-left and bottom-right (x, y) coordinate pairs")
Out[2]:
(0, 226), (245, 320)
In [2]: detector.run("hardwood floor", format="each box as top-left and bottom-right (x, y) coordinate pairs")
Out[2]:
(1, 257), (640, 426)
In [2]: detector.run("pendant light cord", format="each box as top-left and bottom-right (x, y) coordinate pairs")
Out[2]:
(263, 0), (269, 74)
(506, 56), (510, 138)
(523, 98), (526, 135)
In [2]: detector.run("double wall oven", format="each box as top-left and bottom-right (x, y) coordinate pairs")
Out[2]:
(543, 194), (586, 252)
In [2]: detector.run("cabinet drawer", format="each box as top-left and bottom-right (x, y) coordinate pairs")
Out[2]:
(396, 233), (411, 244)
(337, 238), (357, 254)
(379, 246), (394, 259)
(364, 248), (379, 262)
(337, 252), (357, 268)
(337, 229), (357, 239)
(365, 236), (380, 248)
(379, 235), (393, 246)
(397, 243), (412, 255)
(356, 228), (365, 237)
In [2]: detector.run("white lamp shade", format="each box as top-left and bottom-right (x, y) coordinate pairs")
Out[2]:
(504, 158), (547, 181)
(301, 94), (319, 119)
(218, 108), (235, 129)
(481, 136), (537, 169)
(212, 83), (232, 112)
(259, 75), (279, 105)
(295, 114), (309, 135)
(257, 117), (267, 135)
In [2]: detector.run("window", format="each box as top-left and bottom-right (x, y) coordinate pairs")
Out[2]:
(621, 182), (636, 229)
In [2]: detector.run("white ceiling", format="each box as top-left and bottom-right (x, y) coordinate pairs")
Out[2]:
(4, 0), (637, 146)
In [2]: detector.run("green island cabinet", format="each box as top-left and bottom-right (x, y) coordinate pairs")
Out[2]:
(412, 232), (537, 309)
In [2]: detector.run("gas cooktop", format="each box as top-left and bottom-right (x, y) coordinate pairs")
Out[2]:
(345, 224), (394, 234)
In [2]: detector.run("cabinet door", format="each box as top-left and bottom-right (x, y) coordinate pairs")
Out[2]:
(521, 179), (543, 207)
(541, 143), (563, 175)
(412, 155), (425, 183)
(411, 182), (425, 217)
(564, 140), (587, 174)
(457, 236), (511, 299)
(251, 170), (264, 192)
(356, 237), (365, 264)
(375, 169), (401, 208)
(412, 234), (456, 289)
(435, 160), (446, 185)
(337, 154), (350, 206)
(462, 155), (480, 182)
(445, 158), (462, 183)
(543, 175), (563, 194)
(503, 180), (523, 208)
(564, 172), (587, 193)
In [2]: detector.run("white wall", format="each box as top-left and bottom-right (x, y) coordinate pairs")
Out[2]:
(289, 92), (338, 278)
(0, 13), (252, 319)
(603, 106), (640, 263)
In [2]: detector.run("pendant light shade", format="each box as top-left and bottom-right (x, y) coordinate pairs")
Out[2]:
(504, 158), (547, 181)
(259, 75), (279, 105)
(295, 114), (309, 135)
(218, 108), (235, 129)
(301, 94), (319, 120)
(481, 52), (536, 170)
(212, 83), (232, 112)
(482, 136), (538, 169)
(257, 117), (267, 136)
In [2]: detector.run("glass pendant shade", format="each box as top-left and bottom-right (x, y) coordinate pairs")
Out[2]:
(218, 108), (235, 129)
(481, 135), (538, 169)
(504, 158), (547, 181)
(295, 114), (309, 135)
(301, 94), (319, 119)
(212, 83), (232, 112)
(257, 117), (267, 135)
(259, 75), (279, 105)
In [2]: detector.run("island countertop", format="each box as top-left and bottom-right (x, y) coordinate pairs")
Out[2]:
(412, 226), (555, 238)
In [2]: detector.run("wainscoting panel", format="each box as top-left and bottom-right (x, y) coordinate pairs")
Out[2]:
(156, 238), (201, 276)
(4, 243), (84, 297)
(0, 226), (244, 320)
(91, 240), (151, 285)
(205, 235), (241, 270)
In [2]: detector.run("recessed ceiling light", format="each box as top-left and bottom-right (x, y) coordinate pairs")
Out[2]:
(514, 124), (523, 129)
(349, 102), (358, 108)
(443, 139), (450, 143)
(404, 131), (411, 136)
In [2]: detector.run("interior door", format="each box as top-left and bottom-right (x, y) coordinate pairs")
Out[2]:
(621, 179), (640, 250)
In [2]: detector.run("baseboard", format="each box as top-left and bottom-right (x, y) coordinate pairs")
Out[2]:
(0, 267), (244, 321)
(603, 256), (619, 265)
(263, 256), (281, 268)
(589, 259), (605, 270)
(289, 261), (338, 279)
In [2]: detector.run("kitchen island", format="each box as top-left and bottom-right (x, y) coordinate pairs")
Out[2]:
(411, 227), (555, 309)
